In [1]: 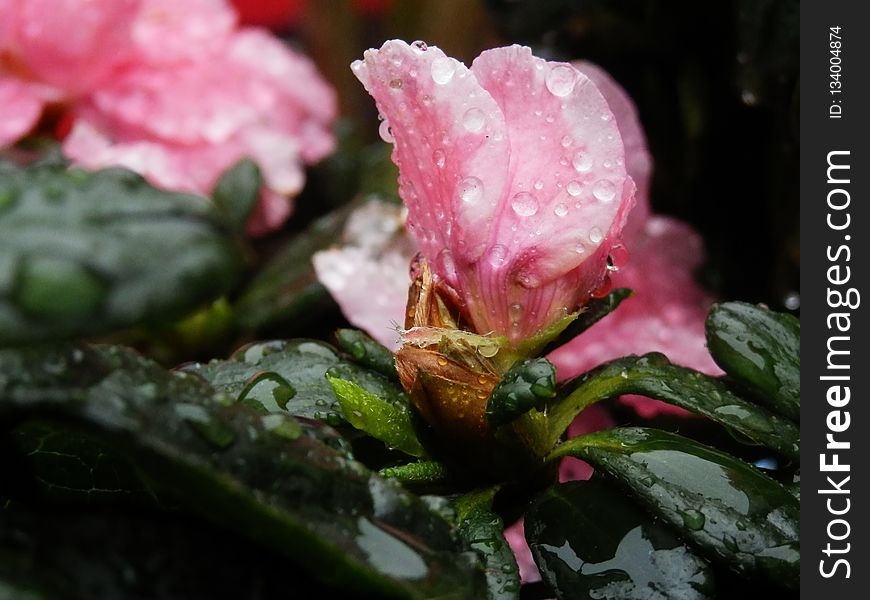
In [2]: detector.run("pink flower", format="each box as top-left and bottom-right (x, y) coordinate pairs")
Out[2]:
(0, 0), (337, 234)
(352, 41), (636, 344)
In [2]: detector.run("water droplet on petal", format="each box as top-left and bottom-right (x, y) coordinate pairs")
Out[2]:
(433, 149), (446, 168)
(560, 135), (573, 148)
(411, 40), (428, 52)
(350, 60), (364, 73)
(572, 151), (592, 172)
(431, 57), (456, 84)
(589, 227), (604, 243)
(478, 342), (499, 358)
(592, 179), (616, 202)
(554, 203), (568, 217)
(389, 78), (403, 89)
(574, 242), (586, 254)
(545, 65), (577, 97)
(438, 249), (457, 283)
(600, 111), (613, 121)
(609, 243), (630, 269)
(511, 192), (538, 217)
(533, 180), (544, 191)
(457, 176), (483, 205)
(486, 244), (507, 267)
(378, 120), (394, 143)
(462, 107), (485, 132)
(567, 180), (582, 196)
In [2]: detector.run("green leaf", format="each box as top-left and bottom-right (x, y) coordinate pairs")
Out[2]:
(454, 488), (520, 600)
(485, 358), (556, 427)
(545, 353), (800, 460)
(0, 165), (244, 345)
(379, 460), (450, 485)
(542, 288), (633, 354)
(327, 376), (424, 457)
(234, 203), (355, 335)
(211, 158), (262, 232)
(0, 344), (485, 598)
(336, 328), (400, 382)
(550, 428), (799, 588)
(526, 478), (715, 600)
(706, 302), (800, 421)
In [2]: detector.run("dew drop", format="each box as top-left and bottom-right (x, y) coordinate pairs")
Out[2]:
(589, 226), (603, 243)
(545, 65), (577, 97)
(510, 303), (522, 320)
(554, 203), (568, 217)
(457, 176), (483, 205)
(478, 343), (499, 358)
(572, 151), (592, 172)
(533, 180), (544, 191)
(433, 149), (446, 168)
(566, 180), (582, 196)
(431, 57), (456, 84)
(411, 40), (428, 52)
(574, 242), (586, 254)
(600, 111), (613, 121)
(438, 249), (457, 283)
(560, 135), (573, 148)
(486, 244), (507, 267)
(592, 179), (616, 202)
(511, 192), (538, 217)
(462, 107), (485, 132)
(609, 244), (630, 269)
(378, 120), (394, 143)
(389, 78), (402, 89)
(350, 59), (364, 73)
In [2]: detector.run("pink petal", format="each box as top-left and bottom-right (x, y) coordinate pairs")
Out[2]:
(6, 0), (141, 94)
(548, 216), (722, 417)
(227, 29), (337, 163)
(0, 77), (45, 146)
(132, 0), (237, 63)
(313, 201), (416, 350)
(353, 42), (636, 342)
(573, 61), (652, 240)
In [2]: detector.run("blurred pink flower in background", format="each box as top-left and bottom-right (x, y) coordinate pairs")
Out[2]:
(0, 0), (336, 234)
(351, 41), (636, 344)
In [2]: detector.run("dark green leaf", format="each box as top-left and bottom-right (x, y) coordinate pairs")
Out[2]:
(327, 376), (424, 457)
(186, 339), (408, 427)
(550, 428), (799, 588)
(379, 461), (450, 485)
(0, 344), (485, 598)
(545, 353), (799, 460)
(211, 158), (262, 232)
(485, 358), (556, 427)
(706, 302), (800, 421)
(526, 478), (714, 600)
(336, 328), (400, 382)
(234, 204), (355, 334)
(0, 165), (243, 345)
(542, 288), (633, 354)
(454, 488), (520, 600)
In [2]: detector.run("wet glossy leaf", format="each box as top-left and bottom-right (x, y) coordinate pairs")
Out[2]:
(485, 358), (556, 427)
(379, 460), (450, 485)
(545, 353), (799, 460)
(526, 478), (714, 599)
(211, 158), (262, 232)
(234, 204), (355, 334)
(706, 302), (800, 421)
(328, 376), (424, 457)
(454, 488), (520, 600)
(336, 328), (400, 382)
(0, 344), (485, 598)
(186, 339), (408, 427)
(0, 164), (244, 345)
(551, 428), (799, 588)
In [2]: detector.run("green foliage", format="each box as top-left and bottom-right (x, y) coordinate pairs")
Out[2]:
(0, 165), (243, 345)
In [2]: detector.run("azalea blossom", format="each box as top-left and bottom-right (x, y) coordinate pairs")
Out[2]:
(352, 40), (636, 344)
(0, 0), (336, 234)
